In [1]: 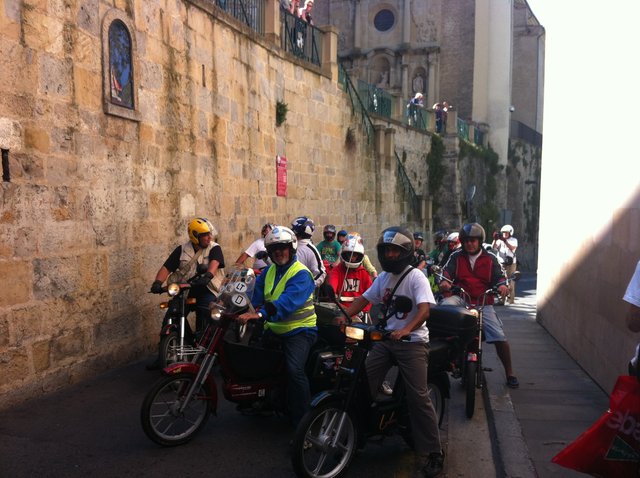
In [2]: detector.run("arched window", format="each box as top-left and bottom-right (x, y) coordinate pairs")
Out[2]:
(108, 20), (134, 109)
(102, 9), (140, 121)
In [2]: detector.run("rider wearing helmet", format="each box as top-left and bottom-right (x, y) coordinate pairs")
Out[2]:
(428, 229), (449, 265)
(316, 224), (341, 266)
(234, 223), (275, 271)
(349, 231), (378, 280)
(413, 232), (428, 270)
(343, 226), (444, 477)
(148, 217), (225, 369)
(325, 234), (373, 317)
(237, 225), (317, 426)
(290, 216), (326, 287)
(336, 229), (348, 246)
(492, 225), (518, 304)
(438, 232), (461, 266)
(439, 222), (519, 389)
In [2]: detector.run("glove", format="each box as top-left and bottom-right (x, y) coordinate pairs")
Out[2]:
(263, 301), (277, 317)
(150, 280), (163, 294)
(192, 272), (213, 287)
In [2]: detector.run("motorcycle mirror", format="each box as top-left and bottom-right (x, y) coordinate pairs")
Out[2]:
(196, 263), (208, 274)
(394, 295), (413, 314)
(510, 271), (521, 282)
(318, 283), (336, 301)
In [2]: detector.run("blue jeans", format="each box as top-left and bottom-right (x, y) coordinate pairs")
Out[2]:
(281, 330), (317, 426)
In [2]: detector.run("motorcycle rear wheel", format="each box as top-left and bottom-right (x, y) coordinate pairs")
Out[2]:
(465, 361), (478, 419)
(140, 372), (211, 446)
(291, 403), (357, 478)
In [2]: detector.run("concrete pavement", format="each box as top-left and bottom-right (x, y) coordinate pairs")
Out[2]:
(483, 273), (610, 477)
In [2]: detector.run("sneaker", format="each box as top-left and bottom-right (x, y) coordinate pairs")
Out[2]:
(506, 376), (519, 389)
(421, 450), (445, 477)
(380, 381), (393, 395)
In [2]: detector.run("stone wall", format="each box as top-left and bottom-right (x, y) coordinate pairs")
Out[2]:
(0, 0), (420, 408)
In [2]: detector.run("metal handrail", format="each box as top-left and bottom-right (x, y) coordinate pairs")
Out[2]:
(338, 64), (374, 144)
(395, 150), (420, 219)
(357, 80), (393, 119)
(215, 0), (265, 35)
(280, 7), (322, 66)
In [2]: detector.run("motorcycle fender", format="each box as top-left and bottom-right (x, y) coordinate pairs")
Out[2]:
(160, 323), (178, 336)
(162, 363), (218, 412)
(309, 390), (344, 408)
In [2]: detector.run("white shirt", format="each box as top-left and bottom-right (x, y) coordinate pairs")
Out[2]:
(624, 261), (640, 307)
(244, 238), (269, 269)
(495, 237), (518, 264)
(295, 239), (326, 287)
(363, 267), (435, 343)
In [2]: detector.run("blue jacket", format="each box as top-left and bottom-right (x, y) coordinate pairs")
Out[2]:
(251, 256), (317, 336)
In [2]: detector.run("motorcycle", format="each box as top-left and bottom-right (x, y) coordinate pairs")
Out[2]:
(140, 268), (346, 447)
(429, 266), (520, 418)
(153, 265), (209, 369)
(290, 292), (450, 478)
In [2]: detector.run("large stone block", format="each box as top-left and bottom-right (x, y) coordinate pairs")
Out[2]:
(0, 348), (30, 381)
(51, 328), (86, 364)
(74, 66), (101, 111)
(24, 127), (51, 153)
(0, 260), (31, 307)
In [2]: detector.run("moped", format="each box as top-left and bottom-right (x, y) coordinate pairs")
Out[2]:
(429, 267), (520, 418)
(141, 268), (346, 447)
(290, 292), (449, 478)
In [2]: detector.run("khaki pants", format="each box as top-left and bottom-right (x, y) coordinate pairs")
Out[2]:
(504, 263), (517, 304)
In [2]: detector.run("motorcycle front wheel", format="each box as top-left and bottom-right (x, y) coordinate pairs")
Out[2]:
(140, 372), (211, 446)
(464, 361), (478, 419)
(159, 331), (182, 368)
(291, 403), (357, 478)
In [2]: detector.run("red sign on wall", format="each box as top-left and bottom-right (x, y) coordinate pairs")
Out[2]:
(276, 155), (287, 197)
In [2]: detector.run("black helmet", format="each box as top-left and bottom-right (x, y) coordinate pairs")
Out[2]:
(413, 232), (424, 241)
(323, 224), (336, 240)
(376, 226), (415, 274)
(434, 229), (448, 244)
(459, 223), (486, 243)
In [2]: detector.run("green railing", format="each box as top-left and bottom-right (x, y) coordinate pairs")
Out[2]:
(215, 0), (265, 35)
(457, 117), (469, 141)
(338, 64), (374, 144)
(405, 104), (428, 130)
(395, 150), (420, 220)
(280, 7), (322, 66)
(357, 80), (393, 119)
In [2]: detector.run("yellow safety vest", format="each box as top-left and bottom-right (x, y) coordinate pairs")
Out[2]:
(263, 261), (317, 335)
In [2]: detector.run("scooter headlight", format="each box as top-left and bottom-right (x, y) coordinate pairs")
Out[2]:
(468, 309), (479, 318)
(167, 283), (180, 297)
(344, 325), (365, 341)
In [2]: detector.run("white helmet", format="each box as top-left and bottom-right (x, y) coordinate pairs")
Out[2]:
(447, 232), (460, 243)
(500, 225), (514, 235)
(265, 226), (298, 264)
(340, 235), (365, 269)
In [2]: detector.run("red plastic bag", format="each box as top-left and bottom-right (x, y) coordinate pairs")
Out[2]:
(552, 375), (640, 477)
